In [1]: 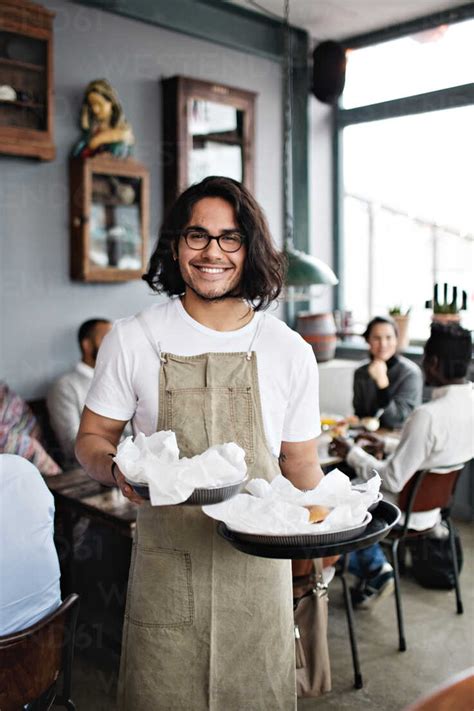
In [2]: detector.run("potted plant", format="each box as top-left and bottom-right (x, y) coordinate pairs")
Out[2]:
(388, 306), (411, 350)
(425, 283), (467, 324)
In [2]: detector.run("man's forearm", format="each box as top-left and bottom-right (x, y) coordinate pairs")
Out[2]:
(279, 455), (323, 490)
(75, 433), (117, 486)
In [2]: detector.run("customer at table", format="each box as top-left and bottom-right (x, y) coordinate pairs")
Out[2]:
(47, 318), (112, 465)
(0, 454), (61, 634)
(353, 315), (422, 429)
(331, 322), (473, 608)
(76, 176), (324, 710)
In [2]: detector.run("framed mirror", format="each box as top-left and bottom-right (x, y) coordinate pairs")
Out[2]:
(69, 155), (149, 282)
(162, 76), (255, 212)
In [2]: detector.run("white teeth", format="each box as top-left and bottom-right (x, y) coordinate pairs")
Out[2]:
(197, 267), (226, 274)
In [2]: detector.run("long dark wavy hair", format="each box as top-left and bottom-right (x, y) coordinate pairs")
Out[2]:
(142, 176), (286, 310)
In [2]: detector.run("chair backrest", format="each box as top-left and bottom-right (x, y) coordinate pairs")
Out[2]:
(0, 593), (79, 711)
(397, 468), (464, 515)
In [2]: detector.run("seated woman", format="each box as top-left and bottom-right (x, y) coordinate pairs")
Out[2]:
(353, 316), (422, 430)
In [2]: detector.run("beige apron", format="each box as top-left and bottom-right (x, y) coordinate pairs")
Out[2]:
(117, 315), (296, 711)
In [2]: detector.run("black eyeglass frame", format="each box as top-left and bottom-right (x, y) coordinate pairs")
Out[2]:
(181, 229), (246, 253)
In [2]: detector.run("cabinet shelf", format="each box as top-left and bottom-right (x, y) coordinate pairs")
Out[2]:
(0, 56), (45, 72)
(0, 1), (55, 160)
(0, 99), (44, 109)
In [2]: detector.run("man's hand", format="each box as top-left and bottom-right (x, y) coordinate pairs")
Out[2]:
(355, 433), (385, 459)
(367, 359), (389, 389)
(113, 465), (146, 506)
(328, 436), (351, 459)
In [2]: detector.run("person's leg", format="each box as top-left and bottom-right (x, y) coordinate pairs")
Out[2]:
(348, 544), (387, 578)
(349, 545), (394, 609)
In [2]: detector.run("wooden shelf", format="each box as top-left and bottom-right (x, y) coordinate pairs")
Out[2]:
(0, 99), (44, 109)
(0, 56), (45, 72)
(0, 0), (55, 160)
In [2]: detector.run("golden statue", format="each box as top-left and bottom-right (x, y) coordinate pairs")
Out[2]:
(72, 78), (134, 158)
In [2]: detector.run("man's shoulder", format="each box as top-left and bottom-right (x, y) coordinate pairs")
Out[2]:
(50, 367), (81, 391)
(261, 313), (315, 356)
(397, 355), (421, 376)
(108, 299), (174, 343)
(121, 299), (175, 332)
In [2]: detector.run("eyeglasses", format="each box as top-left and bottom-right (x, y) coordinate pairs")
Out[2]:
(182, 229), (245, 253)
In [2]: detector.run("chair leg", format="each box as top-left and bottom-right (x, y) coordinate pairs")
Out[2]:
(391, 540), (406, 652)
(339, 555), (363, 689)
(446, 517), (463, 615)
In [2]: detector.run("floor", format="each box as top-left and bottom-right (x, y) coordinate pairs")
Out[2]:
(70, 521), (474, 710)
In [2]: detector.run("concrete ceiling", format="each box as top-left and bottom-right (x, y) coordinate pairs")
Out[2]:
(222, 0), (466, 41)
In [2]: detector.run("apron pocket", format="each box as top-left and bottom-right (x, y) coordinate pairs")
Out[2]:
(166, 386), (255, 463)
(127, 545), (194, 629)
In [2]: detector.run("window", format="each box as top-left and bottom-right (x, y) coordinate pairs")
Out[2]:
(336, 16), (474, 340)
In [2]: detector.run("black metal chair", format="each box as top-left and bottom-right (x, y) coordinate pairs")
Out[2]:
(337, 467), (464, 688)
(381, 467), (464, 652)
(0, 593), (80, 711)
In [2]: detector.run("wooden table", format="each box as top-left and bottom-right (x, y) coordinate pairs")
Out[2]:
(47, 467), (137, 536)
(47, 468), (137, 599)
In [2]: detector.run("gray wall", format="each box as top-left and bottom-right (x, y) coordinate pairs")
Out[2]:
(0, 0), (283, 398)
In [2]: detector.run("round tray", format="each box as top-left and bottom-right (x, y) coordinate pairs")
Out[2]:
(232, 511), (372, 546)
(126, 478), (247, 506)
(217, 500), (400, 559)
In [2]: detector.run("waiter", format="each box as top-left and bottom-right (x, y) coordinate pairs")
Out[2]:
(76, 176), (324, 710)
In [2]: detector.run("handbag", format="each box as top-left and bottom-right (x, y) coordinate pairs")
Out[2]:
(292, 559), (331, 698)
(408, 525), (463, 590)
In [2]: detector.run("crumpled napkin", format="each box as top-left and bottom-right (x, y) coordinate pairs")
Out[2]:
(203, 469), (381, 535)
(114, 432), (247, 506)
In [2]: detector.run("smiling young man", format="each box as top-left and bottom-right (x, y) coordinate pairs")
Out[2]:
(76, 176), (324, 710)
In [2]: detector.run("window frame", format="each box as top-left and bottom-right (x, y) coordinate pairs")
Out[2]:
(333, 5), (474, 324)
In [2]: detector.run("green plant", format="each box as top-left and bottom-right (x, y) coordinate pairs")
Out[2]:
(425, 283), (467, 314)
(388, 306), (411, 316)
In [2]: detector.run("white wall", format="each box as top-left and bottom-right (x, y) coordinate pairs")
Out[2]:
(0, 0), (283, 397)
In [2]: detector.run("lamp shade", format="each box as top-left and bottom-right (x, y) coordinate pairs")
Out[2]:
(285, 244), (338, 287)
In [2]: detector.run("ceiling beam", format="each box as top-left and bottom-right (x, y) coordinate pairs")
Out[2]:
(342, 2), (474, 49)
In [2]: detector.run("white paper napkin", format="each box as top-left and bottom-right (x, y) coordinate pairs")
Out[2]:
(114, 433), (247, 506)
(203, 469), (381, 535)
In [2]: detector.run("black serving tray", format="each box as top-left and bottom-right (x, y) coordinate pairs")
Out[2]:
(217, 500), (400, 559)
(126, 478), (247, 506)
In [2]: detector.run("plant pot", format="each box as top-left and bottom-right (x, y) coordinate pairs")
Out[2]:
(392, 314), (410, 351)
(296, 312), (337, 362)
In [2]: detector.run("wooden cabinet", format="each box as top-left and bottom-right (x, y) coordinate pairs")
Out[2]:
(0, 0), (55, 160)
(162, 75), (255, 213)
(70, 155), (149, 282)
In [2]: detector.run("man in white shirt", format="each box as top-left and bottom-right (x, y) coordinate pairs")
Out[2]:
(330, 322), (473, 608)
(75, 176), (324, 710)
(47, 319), (111, 465)
(0, 454), (61, 634)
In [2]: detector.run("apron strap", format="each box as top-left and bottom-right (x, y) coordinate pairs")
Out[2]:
(246, 313), (265, 360)
(135, 312), (167, 364)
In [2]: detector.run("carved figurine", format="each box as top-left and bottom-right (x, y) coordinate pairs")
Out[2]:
(72, 78), (134, 158)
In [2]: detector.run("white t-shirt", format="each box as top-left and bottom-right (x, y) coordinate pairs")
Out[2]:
(86, 298), (321, 456)
(0, 455), (61, 635)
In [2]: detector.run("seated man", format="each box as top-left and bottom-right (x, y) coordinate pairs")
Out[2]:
(47, 319), (112, 466)
(330, 322), (473, 608)
(0, 454), (61, 634)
